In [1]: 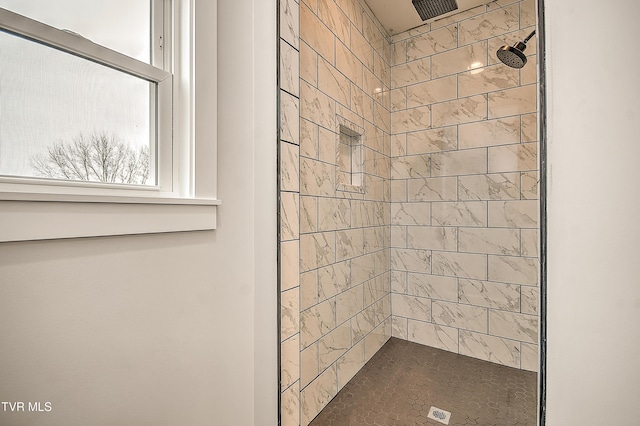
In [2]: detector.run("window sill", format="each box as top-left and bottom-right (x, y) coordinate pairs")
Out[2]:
(0, 192), (220, 242)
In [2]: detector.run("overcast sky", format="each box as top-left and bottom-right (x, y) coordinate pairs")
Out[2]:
(0, 0), (150, 61)
(0, 1), (154, 179)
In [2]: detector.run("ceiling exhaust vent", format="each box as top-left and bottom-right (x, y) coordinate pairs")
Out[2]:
(412, 0), (459, 21)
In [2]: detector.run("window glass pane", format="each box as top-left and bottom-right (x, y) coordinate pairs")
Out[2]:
(0, 30), (156, 185)
(0, 0), (151, 63)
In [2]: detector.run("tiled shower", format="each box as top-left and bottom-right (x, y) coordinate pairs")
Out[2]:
(279, 0), (539, 424)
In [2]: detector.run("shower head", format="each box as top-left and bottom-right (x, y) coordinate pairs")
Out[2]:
(496, 30), (536, 69)
(497, 42), (528, 68)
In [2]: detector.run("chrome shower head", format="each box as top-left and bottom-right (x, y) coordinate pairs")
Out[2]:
(496, 30), (536, 69)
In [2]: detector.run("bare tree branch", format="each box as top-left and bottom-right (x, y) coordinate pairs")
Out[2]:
(31, 132), (151, 185)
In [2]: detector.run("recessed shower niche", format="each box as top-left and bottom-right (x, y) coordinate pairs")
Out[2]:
(336, 117), (364, 192)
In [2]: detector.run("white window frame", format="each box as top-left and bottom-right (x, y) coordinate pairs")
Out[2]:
(0, 0), (219, 242)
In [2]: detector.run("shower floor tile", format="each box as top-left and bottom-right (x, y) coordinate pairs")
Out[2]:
(308, 337), (537, 426)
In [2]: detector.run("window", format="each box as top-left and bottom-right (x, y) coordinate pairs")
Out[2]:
(0, 0), (219, 242)
(0, 1), (170, 191)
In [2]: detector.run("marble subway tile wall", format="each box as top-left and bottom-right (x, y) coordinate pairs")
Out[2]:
(281, 0), (539, 423)
(390, 0), (539, 372)
(280, 0), (302, 425)
(298, 0), (392, 423)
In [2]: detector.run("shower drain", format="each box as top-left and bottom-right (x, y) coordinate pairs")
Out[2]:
(427, 406), (452, 425)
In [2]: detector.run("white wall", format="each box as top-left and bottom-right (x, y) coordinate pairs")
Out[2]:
(0, 1), (278, 425)
(545, 0), (640, 424)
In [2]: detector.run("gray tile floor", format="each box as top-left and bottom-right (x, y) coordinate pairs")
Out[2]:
(309, 338), (538, 426)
